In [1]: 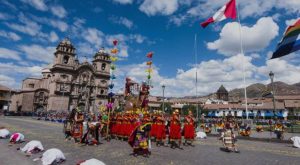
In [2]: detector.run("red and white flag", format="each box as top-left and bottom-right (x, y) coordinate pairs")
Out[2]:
(201, 0), (237, 28)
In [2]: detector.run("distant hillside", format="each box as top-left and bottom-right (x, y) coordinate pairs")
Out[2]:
(228, 81), (300, 99)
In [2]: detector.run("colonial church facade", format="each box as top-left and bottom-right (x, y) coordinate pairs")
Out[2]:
(10, 38), (111, 113)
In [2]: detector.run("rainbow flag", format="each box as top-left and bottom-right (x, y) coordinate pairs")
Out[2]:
(271, 19), (300, 59)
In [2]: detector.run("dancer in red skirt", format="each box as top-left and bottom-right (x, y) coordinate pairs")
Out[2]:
(150, 112), (158, 140)
(183, 110), (195, 146)
(169, 109), (182, 149)
(155, 113), (166, 146)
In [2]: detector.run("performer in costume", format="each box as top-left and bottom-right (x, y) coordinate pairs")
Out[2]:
(81, 112), (100, 145)
(169, 109), (182, 149)
(183, 110), (195, 146)
(100, 112), (109, 139)
(155, 112), (166, 146)
(128, 114), (152, 157)
(150, 111), (158, 141)
(274, 121), (284, 140)
(64, 109), (76, 141)
(220, 122), (239, 153)
(115, 114), (122, 139)
(72, 107), (84, 143)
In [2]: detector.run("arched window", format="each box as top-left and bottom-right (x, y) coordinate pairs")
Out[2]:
(101, 63), (106, 71)
(100, 89), (104, 95)
(63, 56), (69, 64)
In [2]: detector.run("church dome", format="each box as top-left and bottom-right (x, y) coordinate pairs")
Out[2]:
(217, 85), (228, 94)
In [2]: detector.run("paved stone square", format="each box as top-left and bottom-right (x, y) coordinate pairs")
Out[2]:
(0, 117), (300, 165)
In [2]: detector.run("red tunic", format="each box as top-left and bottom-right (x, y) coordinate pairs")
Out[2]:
(155, 116), (166, 140)
(72, 113), (84, 139)
(169, 114), (181, 140)
(150, 116), (158, 138)
(124, 116), (131, 137)
(183, 116), (195, 140)
(115, 116), (122, 136)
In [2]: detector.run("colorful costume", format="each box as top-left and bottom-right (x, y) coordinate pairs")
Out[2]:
(221, 123), (239, 153)
(128, 121), (151, 157)
(183, 112), (195, 143)
(72, 111), (84, 142)
(274, 123), (284, 140)
(169, 110), (182, 148)
(155, 115), (166, 145)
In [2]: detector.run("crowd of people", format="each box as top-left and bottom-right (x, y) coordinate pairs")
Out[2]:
(63, 108), (201, 157)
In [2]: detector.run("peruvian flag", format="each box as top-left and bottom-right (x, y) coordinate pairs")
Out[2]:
(201, 0), (237, 28)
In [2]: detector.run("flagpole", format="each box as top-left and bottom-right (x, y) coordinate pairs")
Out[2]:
(194, 34), (199, 122)
(236, 0), (248, 120)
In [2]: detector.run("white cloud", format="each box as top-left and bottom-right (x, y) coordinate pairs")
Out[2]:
(77, 42), (95, 56)
(285, 18), (299, 26)
(0, 48), (21, 61)
(49, 31), (59, 42)
(0, 12), (13, 20)
(0, 63), (43, 77)
(168, 0), (300, 26)
(112, 53), (300, 97)
(21, 0), (48, 11)
(170, 15), (188, 26)
(0, 62), (44, 88)
(113, 0), (134, 4)
(207, 17), (279, 56)
(82, 28), (104, 48)
(30, 15), (69, 32)
(1, 0), (17, 11)
(129, 34), (146, 43)
(49, 20), (68, 32)
(50, 5), (67, 18)
(110, 16), (134, 29)
(5, 13), (41, 36)
(0, 74), (17, 88)
(139, 0), (179, 16)
(257, 58), (300, 84)
(0, 30), (21, 41)
(19, 44), (56, 63)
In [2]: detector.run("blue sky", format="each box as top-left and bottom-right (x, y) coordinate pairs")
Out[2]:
(0, 0), (300, 97)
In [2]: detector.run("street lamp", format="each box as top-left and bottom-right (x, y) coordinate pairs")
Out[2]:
(269, 71), (276, 118)
(162, 85), (165, 113)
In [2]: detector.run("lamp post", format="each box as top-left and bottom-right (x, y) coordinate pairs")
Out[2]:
(269, 71), (276, 118)
(162, 85), (165, 113)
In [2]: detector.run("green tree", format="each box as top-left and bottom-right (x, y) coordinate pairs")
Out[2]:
(160, 102), (172, 114)
(182, 104), (197, 116)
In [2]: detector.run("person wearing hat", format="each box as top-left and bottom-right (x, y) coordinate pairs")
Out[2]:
(72, 107), (84, 143)
(220, 120), (239, 153)
(155, 111), (167, 146)
(183, 110), (195, 146)
(169, 109), (182, 149)
(128, 112), (151, 157)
